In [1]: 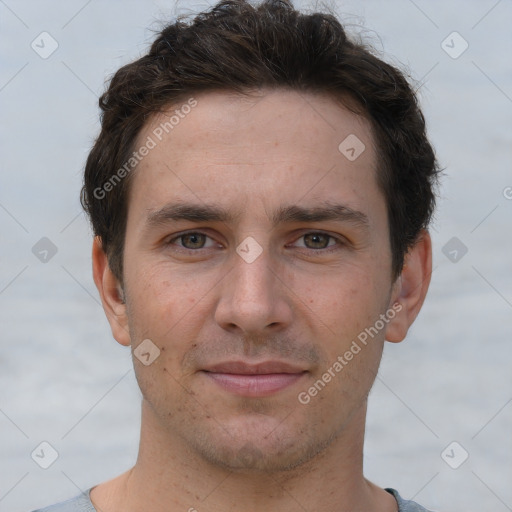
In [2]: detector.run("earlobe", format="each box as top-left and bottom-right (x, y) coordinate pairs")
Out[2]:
(92, 236), (131, 347)
(385, 230), (433, 343)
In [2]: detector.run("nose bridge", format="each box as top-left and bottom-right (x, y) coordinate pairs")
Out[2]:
(234, 244), (274, 302)
(215, 240), (291, 333)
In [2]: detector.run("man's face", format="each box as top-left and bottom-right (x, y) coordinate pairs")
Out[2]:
(118, 90), (399, 471)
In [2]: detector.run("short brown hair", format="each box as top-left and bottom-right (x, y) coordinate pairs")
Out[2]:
(80, 0), (440, 286)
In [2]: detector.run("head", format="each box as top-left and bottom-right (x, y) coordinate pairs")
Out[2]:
(86, 0), (439, 473)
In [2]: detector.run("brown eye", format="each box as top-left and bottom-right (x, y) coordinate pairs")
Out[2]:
(179, 233), (207, 249)
(167, 232), (211, 250)
(302, 233), (334, 249)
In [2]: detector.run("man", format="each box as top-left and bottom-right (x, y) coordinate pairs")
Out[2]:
(33, 0), (441, 510)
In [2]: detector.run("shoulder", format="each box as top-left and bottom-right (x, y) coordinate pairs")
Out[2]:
(385, 488), (440, 512)
(30, 489), (96, 512)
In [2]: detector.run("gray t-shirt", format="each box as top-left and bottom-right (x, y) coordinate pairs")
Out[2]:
(31, 487), (437, 511)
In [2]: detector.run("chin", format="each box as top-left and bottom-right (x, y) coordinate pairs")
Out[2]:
(184, 415), (334, 473)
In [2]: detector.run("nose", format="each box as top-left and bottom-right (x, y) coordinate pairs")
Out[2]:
(214, 245), (293, 336)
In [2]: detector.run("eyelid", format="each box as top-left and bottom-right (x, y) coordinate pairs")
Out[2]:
(288, 231), (344, 250)
(165, 229), (346, 251)
(166, 230), (221, 250)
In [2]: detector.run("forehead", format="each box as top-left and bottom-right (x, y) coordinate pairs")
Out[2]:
(127, 89), (380, 226)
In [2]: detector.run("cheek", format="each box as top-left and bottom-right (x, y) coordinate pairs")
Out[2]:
(296, 265), (385, 340)
(129, 259), (206, 313)
(299, 272), (388, 403)
(125, 261), (215, 360)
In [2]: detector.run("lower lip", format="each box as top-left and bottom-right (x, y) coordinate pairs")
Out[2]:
(203, 372), (306, 397)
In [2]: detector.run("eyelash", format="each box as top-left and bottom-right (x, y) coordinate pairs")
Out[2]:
(166, 231), (344, 254)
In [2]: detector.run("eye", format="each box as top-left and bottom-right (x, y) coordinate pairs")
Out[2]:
(292, 232), (340, 250)
(168, 232), (218, 250)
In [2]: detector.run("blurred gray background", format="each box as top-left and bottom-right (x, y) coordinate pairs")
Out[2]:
(1, 1), (511, 511)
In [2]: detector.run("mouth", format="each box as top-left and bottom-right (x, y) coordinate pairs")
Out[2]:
(200, 360), (308, 397)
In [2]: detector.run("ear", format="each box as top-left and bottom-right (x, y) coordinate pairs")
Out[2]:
(385, 230), (432, 343)
(92, 236), (131, 347)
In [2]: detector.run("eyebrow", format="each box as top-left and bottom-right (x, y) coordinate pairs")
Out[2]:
(145, 202), (241, 228)
(144, 201), (369, 231)
(271, 203), (369, 228)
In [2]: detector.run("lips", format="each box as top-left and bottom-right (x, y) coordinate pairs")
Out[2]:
(201, 360), (308, 397)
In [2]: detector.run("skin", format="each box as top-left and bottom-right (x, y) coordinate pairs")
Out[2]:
(91, 89), (432, 512)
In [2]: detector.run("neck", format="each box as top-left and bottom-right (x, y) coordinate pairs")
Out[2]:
(91, 399), (397, 512)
